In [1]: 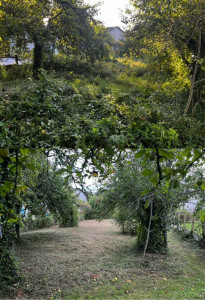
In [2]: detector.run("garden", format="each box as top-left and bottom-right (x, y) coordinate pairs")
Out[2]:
(0, 0), (205, 299)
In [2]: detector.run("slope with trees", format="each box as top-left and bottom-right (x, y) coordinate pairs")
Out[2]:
(0, 0), (205, 295)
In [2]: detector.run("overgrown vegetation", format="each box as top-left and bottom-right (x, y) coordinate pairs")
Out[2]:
(0, 0), (205, 294)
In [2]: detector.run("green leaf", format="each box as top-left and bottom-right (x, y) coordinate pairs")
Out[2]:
(0, 192), (7, 197)
(93, 159), (104, 172)
(142, 169), (154, 176)
(169, 179), (180, 189)
(150, 176), (158, 186)
(141, 190), (149, 196)
(158, 149), (174, 160)
(55, 168), (68, 175)
(76, 172), (82, 178)
(26, 163), (36, 171)
(20, 149), (30, 156)
(0, 158), (4, 163)
(135, 150), (146, 159)
(144, 198), (150, 209)
(8, 163), (15, 169)
(105, 147), (115, 157)
(201, 182), (205, 191)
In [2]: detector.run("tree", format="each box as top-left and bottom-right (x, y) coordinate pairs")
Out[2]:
(0, 0), (110, 77)
(126, 0), (205, 116)
(0, 149), (78, 292)
(100, 148), (205, 254)
(24, 168), (78, 228)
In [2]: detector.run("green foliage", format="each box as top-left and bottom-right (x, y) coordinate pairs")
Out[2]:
(83, 195), (105, 220)
(0, 247), (22, 294)
(100, 148), (205, 253)
(0, 0), (110, 77)
(22, 214), (55, 231)
(125, 0), (205, 118)
(23, 167), (79, 228)
(0, 149), (79, 291)
(113, 208), (138, 235)
(0, 65), (32, 81)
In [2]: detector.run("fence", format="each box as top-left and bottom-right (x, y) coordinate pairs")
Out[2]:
(174, 211), (204, 243)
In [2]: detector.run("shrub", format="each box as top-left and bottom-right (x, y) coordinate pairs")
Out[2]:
(0, 245), (22, 294)
(84, 195), (105, 220)
(0, 64), (32, 81)
(58, 204), (78, 227)
(22, 214), (55, 231)
(113, 208), (138, 235)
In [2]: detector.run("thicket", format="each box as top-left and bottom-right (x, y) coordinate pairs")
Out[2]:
(84, 194), (105, 220)
(22, 214), (55, 231)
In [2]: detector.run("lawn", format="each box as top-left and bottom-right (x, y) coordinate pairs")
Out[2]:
(5, 220), (205, 299)
(185, 222), (203, 236)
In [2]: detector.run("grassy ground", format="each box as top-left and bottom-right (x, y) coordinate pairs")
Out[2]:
(5, 220), (205, 299)
(185, 222), (203, 236)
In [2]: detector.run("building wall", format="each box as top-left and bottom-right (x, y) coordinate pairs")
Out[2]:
(75, 190), (87, 202)
(108, 27), (125, 42)
(181, 198), (199, 213)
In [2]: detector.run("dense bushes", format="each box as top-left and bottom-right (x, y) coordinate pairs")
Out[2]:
(84, 195), (107, 220)
(0, 64), (32, 81)
(22, 214), (55, 231)
(0, 247), (22, 294)
(113, 208), (138, 235)
(24, 170), (78, 229)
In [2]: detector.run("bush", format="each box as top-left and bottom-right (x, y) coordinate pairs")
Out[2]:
(0, 245), (22, 294)
(0, 64), (32, 81)
(43, 54), (94, 77)
(113, 208), (138, 235)
(78, 201), (92, 220)
(22, 214), (55, 231)
(84, 195), (105, 220)
(58, 204), (78, 227)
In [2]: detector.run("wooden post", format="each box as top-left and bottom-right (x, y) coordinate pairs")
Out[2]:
(178, 211), (181, 222)
(183, 213), (186, 228)
(203, 222), (205, 243)
(191, 216), (195, 233)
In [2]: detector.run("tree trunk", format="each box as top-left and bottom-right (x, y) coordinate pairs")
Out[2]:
(15, 204), (21, 242)
(33, 38), (43, 79)
(137, 200), (168, 253)
(191, 216), (195, 233)
(184, 22), (202, 115)
(202, 222), (205, 243)
(143, 197), (153, 260)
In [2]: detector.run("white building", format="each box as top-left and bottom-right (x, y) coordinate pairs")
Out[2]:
(181, 198), (198, 213)
(75, 190), (87, 202)
(107, 26), (125, 42)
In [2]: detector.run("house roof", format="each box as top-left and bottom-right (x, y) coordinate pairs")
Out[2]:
(107, 26), (125, 33)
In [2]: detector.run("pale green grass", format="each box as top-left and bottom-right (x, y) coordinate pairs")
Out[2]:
(8, 221), (205, 300)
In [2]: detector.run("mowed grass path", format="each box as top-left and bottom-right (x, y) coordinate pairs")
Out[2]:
(8, 220), (205, 299)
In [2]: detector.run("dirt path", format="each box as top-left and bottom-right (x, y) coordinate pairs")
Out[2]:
(6, 220), (205, 299)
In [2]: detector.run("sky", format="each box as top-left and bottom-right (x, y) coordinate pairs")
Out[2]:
(85, 0), (131, 28)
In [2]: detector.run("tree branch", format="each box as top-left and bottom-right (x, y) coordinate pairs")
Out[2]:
(184, 21), (202, 116)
